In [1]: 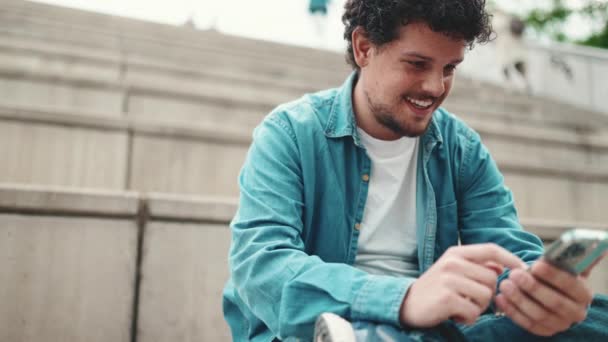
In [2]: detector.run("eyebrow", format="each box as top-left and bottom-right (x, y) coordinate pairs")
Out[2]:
(401, 52), (464, 64)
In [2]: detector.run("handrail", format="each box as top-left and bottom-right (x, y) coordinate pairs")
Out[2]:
(460, 39), (608, 114)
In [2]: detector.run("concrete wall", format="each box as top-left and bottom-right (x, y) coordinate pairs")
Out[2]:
(1, 185), (607, 342)
(0, 184), (235, 342)
(3, 101), (608, 225)
(0, 118), (128, 189)
(137, 222), (231, 342)
(0, 185), (139, 342)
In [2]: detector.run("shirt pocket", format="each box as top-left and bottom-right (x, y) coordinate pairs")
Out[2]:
(435, 201), (459, 260)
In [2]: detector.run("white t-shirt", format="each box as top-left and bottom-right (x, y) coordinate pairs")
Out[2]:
(354, 128), (420, 278)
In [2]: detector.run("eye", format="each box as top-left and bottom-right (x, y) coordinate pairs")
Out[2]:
(444, 64), (457, 76)
(408, 61), (426, 69)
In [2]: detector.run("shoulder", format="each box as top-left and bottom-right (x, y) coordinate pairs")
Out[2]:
(262, 87), (337, 136)
(433, 107), (481, 146)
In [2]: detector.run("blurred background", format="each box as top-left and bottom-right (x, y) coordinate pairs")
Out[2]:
(0, 0), (607, 341)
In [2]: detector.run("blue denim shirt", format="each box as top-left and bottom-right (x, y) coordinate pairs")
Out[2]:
(222, 72), (544, 341)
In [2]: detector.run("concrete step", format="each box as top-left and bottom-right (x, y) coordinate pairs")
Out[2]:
(3, 4), (596, 124)
(6, 0), (347, 67)
(2, 30), (605, 135)
(2, 101), (608, 225)
(0, 6), (348, 76)
(7, 1), (338, 61)
(0, 33), (337, 98)
(0, 183), (235, 342)
(0, 23), (347, 90)
(1, 182), (606, 342)
(2, 40), (605, 136)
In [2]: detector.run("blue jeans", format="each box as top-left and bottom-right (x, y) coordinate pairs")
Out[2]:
(351, 294), (608, 342)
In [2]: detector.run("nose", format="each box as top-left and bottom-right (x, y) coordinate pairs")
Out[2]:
(420, 72), (445, 98)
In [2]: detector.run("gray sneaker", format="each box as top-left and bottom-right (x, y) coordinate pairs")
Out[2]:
(314, 313), (356, 342)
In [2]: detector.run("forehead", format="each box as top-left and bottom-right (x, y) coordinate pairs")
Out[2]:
(384, 22), (467, 60)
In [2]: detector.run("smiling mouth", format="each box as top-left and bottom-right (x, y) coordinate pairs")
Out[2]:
(405, 96), (435, 110)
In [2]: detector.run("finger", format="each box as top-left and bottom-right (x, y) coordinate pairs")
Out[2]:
(449, 293), (485, 325)
(495, 294), (560, 337)
(485, 261), (504, 276)
(499, 279), (566, 328)
(449, 244), (527, 270)
(531, 261), (593, 305)
(510, 269), (588, 323)
(442, 258), (499, 291)
(581, 252), (608, 279)
(449, 275), (495, 309)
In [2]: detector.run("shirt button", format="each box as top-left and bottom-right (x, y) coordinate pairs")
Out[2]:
(354, 223), (361, 230)
(362, 174), (370, 182)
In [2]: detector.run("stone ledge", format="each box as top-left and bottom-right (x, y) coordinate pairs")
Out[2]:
(146, 192), (237, 223)
(2, 103), (608, 180)
(0, 37), (603, 129)
(0, 46), (602, 131)
(0, 61), (602, 135)
(0, 102), (252, 145)
(2, 183), (606, 236)
(0, 184), (237, 224)
(4, 101), (607, 151)
(0, 18), (346, 82)
(0, 34), (340, 93)
(462, 115), (608, 149)
(0, 183), (139, 217)
(0, 4), (347, 70)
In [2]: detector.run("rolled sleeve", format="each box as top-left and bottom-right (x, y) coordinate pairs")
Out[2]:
(352, 275), (416, 326)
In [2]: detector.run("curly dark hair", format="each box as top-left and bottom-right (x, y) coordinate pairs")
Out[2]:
(342, 0), (494, 69)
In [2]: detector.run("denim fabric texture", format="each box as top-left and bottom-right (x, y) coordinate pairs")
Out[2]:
(348, 294), (608, 341)
(222, 72), (545, 341)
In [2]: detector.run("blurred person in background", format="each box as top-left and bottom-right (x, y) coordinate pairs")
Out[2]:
(223, 0), (608, 341)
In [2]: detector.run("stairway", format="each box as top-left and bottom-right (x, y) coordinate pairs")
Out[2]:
(1, 1), (607, 341)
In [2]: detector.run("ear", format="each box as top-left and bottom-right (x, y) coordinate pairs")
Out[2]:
(352, 27), (374, 69)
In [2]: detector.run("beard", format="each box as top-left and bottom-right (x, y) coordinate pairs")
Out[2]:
(365, 91), (433, 138)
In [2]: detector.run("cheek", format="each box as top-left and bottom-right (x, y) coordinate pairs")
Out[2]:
(443, 77), (454, 93)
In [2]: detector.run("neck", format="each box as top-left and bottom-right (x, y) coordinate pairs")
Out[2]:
(352, 74), (402, 141)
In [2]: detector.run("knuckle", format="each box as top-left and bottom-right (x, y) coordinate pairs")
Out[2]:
(547, 298), (563, 313)
(526, 308), (543, 323)
(442, 291), (457, 305)
(484, 243), (500, 257)
(462, 305), (482, 323)
(480, 287), (494, 304)
(518, 317), (532, 330)
(442, 258), (460, 272)
(445, 246), (458, 256)
(526, 275), (541, 293)
(536, 262), (552, 278)
(438, 273), (453, 285)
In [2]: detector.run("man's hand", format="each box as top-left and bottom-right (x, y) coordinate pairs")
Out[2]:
(399, 244), (527, 328)
(494, 254), (605, 337)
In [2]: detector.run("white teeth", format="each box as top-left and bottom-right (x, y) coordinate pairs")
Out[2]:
(406, 97), (433, 108)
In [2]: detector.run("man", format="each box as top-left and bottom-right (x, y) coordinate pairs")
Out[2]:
(222, 0), (608, 341)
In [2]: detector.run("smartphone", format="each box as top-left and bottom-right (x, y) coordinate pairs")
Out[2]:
(543, 229), (608, 275)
